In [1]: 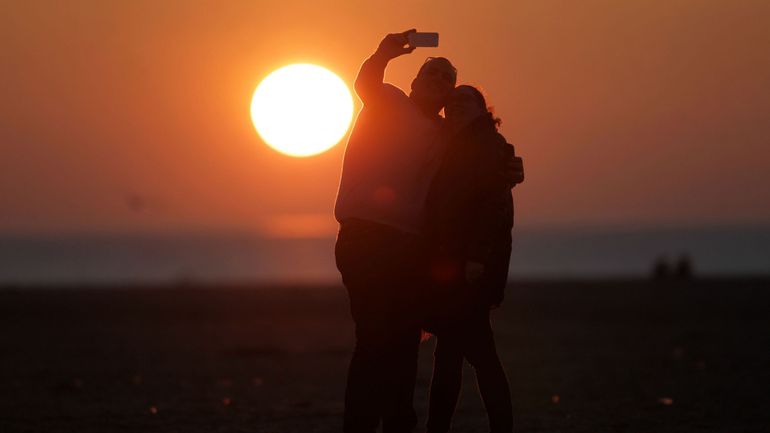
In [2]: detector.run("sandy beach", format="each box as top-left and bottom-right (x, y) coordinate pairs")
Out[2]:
(1, 278), (768, 432)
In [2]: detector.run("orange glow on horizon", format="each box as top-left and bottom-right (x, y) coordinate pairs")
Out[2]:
(260, 213), (338, 239)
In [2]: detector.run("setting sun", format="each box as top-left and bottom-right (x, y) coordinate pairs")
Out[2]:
(250, 64), (353, 157)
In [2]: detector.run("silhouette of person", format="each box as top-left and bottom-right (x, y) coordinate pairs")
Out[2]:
(652, 255), (672, 281)
(423, 85), (518, 433)
(334, 29), (457, 433)
(674, 253), (693, 280)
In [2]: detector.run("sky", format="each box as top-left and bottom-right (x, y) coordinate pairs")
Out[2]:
(1, 0), (769, 237)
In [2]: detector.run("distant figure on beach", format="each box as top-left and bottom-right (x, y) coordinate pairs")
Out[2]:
(674, 253), (694, 280)
(334, 29), (457, 433)
(652, 255), (672, 280)
(423, 85), (520, 433)
(651, 254), (694, 281)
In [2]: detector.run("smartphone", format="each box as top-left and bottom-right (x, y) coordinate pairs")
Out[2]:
(408, 32), (439, 48)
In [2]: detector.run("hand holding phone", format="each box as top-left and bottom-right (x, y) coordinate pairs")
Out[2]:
(408, 32), (439, 48)
(376, 29), (417, 60)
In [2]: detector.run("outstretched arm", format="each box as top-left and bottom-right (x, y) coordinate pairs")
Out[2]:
(354, 29), (416, 105)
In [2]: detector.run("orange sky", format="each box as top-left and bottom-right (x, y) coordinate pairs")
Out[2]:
(1, 0), (769, 235)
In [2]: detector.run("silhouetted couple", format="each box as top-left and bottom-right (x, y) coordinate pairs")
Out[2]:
(335, 29), (524, 433)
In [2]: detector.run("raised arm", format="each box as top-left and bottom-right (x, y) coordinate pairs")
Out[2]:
(354, 29), (416, 105)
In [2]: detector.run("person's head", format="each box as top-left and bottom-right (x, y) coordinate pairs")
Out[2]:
(445, 85), (501, 130)
(410, 57), (457, 114)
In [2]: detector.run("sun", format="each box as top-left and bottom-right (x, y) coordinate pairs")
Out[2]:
(250, 64), (354, 157)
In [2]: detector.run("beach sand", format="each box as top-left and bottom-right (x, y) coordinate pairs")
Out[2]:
(1, 279), (768, 432)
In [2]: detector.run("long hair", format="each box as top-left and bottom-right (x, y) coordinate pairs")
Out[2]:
(455, 85), (502, 129)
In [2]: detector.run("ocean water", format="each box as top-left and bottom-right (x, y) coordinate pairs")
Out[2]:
(1, 226), (768, 286)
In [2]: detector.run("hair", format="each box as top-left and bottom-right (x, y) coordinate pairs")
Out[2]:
(455, 84), (502, 128)
(418, 57), (458, 85)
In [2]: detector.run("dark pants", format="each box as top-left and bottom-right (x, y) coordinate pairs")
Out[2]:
(335, 219), (428, 433)
(426, 310), (513, 433)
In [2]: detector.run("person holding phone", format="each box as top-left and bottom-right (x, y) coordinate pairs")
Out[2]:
(334, 29), (457, 433)
(423, 85), (521, 433)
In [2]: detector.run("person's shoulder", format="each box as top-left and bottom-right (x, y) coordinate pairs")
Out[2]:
(474, 122), (511, 154)
(474, 129), (514, 178)
(361, 83), (409, 112)
(485, 128), (514, 156)
(382, 83), (407, 97)
(381, 83), (410, 104)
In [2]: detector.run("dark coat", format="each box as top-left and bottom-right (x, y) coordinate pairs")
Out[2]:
(424, 115), (515, 308)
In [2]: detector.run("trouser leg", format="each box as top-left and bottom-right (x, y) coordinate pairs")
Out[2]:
(344, 320), (421, 433)
(426, 337), (464, 433)
(336, 221), (426, 433)
(462, 315), (513, 433)
(344, 331), (385, 433)
(381, 327), (421, 433)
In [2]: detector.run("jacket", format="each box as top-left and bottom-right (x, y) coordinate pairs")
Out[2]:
(424, 114), (515, 307)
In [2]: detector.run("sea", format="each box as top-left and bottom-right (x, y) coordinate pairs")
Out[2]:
(1, 225), (768, 286)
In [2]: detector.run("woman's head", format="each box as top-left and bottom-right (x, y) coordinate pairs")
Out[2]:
(445, 85), (501, 130)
